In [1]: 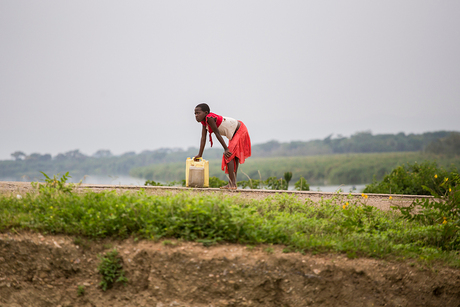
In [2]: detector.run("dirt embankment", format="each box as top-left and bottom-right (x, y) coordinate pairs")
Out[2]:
(1, 232), (460, 307)
(2, 181), (457, 307)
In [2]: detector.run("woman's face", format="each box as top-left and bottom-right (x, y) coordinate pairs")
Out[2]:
(194, 107), (208, 122)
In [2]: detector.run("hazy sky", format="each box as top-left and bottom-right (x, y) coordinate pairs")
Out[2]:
(1, 1), (459, 160)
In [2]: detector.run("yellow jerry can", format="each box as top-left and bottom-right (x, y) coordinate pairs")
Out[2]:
(185, 157), (209, 188)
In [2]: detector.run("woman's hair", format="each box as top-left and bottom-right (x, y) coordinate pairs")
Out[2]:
(196, 103), (210, 113)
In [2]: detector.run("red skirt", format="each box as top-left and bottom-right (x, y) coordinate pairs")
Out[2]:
(222, 121), (251, 174)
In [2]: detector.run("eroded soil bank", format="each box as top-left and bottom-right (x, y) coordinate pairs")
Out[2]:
(1, 232), (460, 307)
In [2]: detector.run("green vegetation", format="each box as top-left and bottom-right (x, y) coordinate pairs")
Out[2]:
(364, 161), (459, 195)
(1, 173), (460, 266)
(295, 176), (310, 191)
(33, 171), (75, 194)
(209, 176), (227, 188)
(2, 130), (459, 182)
(144, 180), (164, 186)
(131, 152), (460, 185)
(425, 132), (460, 156)
(97, 249), (128, 291)
(238, 174), (309, 191)
(145, 180), (179, 187)
(161, 240), (177, 246)
(143, 174), (309, 191)
(394, 173), (460, 250)
(144, 177), (226, 188)
(254, 130), (457, 156)
(237, 178), (262, 189)
(77, 285), (85, 296)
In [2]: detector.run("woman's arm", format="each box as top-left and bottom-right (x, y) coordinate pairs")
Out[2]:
(194, 125), (207, 160)
(206, 117), (232, 159)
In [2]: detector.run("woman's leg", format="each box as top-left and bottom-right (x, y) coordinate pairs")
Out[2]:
(234, 157), (239, 180)
(226, 158), (239, 188)
(227, 159), (236, 188)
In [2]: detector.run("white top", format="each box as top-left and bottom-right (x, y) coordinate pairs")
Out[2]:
(207, 116), (239, 140)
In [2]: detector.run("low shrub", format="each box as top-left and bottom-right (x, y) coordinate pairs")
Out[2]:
(393, 173), (460, 250)
(363, 161), (458, 195)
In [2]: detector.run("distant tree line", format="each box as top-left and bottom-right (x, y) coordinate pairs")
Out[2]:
(252, 131), (459, 157)
(131, 152), (460, 185)
(1, 130), (459, 181)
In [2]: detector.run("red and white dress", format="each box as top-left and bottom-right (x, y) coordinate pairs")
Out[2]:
(201, 112), (251, 174)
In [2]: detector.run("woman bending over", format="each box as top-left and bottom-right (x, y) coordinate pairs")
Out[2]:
(194, 103), (251, 190)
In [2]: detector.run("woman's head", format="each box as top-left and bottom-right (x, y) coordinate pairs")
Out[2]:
(195, 103), (210, 122)
(195, 103), (210, 113)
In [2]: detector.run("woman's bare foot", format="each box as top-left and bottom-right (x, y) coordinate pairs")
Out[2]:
(220, 184), (237, 190)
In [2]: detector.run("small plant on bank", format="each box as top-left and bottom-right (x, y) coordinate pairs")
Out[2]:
(238, 179), (262, 189)
(146, 177), (225, 188)
(284, 172), (292, 188)
(144, 180), (164, 186)
(161, 239), (177, 246)
(32, 171), (75, 195)
(197, 239), (217, 247)
(264, 176), (287, 190)
(145, 180), (180, 187)
(77, 285), (85, 296)
(237, 170), (263, 189)
(209, 176), (227, 188)
(97, 249), (128, 291)
(294, 176), (310, 191)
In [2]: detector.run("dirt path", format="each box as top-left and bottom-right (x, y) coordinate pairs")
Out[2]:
(1, 232), (460, 307)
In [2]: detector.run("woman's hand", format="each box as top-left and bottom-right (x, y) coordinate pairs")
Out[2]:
(193, 155), (202, 161)
(224, 149), (232, 159)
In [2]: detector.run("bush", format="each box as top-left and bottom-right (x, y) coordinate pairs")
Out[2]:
(392, 173), (460, 250)
(363, 161), (458, 195)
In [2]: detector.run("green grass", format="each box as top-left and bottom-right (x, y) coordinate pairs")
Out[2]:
(130, 152), (460, 185)
(1, 190), (459, 266)
(77, 285), (85, 296)
(98, 248), (128, 291)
